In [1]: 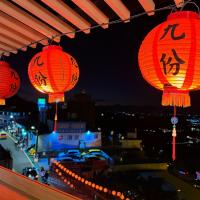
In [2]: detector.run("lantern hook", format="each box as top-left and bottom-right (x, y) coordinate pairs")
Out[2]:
(170, 6), (178, 13)
(180, 0), (200, 15)
(48, 36), (55, 46)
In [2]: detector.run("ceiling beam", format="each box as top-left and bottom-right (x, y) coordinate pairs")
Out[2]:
(138, 0), (155, 16)
(0, 0), (61, 42)
(0, 11), (48, 46)
(42, 0), (91, 34)
(0, 50), (10, 56)
(11, 0), (75, 38)
(104, 0), (130, 22)
(0, 34), (27, 51)
(0, 23), (37, 48)
(0, 42), (18, 54)
(71, 0), (109, 29)
(174, 0), (184, 8)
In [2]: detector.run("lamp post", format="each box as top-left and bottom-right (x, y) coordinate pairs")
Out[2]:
(31, 126), (39, 157)
(35, 129), (39, 155)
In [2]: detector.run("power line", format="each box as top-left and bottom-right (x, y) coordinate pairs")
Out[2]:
(0, 1), (193, 56)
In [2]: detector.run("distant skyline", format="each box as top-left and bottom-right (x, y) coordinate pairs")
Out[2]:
(5, 1), (200, 107)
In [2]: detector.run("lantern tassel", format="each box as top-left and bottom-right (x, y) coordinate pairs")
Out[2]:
(162, 89), (190, 107)
(172, 105), (177, 161)
(54, 102), (58, 133)
(0, 99), (5, 105)
(172, 126), (176, 161)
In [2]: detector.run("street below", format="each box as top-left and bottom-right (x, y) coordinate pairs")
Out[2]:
(0, 134), (33, 173)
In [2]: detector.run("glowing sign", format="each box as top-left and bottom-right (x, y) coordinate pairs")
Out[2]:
(38, 98), (46, 106)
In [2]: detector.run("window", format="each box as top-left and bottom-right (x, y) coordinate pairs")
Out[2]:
(68, 135), (72, 140)
(74, 135), (79, 140)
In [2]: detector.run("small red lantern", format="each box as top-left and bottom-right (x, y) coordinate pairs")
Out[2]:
(28, 45), (79, 103)
(0, 61), (20, 105)
(28, 45), (79, 132)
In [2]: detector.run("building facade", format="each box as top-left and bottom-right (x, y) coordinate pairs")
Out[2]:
(38, 121), (101, 152)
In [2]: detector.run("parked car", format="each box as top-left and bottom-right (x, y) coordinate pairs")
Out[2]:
(57, 153), (84, 162)
(58, 157), (74, 163)
(88, 151), (106, 158)
(84, 155), (105, 161)
(0, 132), (7, 139)
(22, 167), (38, 180)
(67, 149), (81, 155)
(178, 169), (189, 176)
(88, 149), (101, 153)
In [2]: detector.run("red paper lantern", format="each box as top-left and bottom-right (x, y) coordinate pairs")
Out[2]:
(28, 45), (79, 103)
(0, 61), (20, 105)
(138, 11), (200, 107)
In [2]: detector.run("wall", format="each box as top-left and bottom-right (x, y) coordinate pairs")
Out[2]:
(112, 163), (168, 172)
(0, 166), (81, 200)
(120, 139), (142, 149)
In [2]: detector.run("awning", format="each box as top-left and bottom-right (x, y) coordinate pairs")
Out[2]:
(0, 0), (184, 56)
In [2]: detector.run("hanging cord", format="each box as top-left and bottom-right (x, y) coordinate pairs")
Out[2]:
(172, 105), (177, 161)
(47, 36), (55, 46)
(180, 0), (200, 14)
(173, 105), (176, 118)
(54, 102), (58, 133)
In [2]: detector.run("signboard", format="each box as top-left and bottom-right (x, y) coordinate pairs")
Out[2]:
(38, 98), (46, 110)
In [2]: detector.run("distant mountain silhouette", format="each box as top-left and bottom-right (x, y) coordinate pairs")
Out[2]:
(96, 104), (200, 115)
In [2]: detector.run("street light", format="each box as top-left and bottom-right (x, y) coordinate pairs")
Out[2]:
(30, 126), (39, 156)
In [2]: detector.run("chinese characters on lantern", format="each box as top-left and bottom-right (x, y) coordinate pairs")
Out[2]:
(10, 70), (19, 93)
(160, 24), (185, 76)
(70, 56), (78, 68)
(35, 72), (47, 86)
(31, 56), (48, 86)
(160, 49), (185, 75)
(70, 56), (79, 85)
(71, 73), (78, 85)
(33, 56), (44, 67)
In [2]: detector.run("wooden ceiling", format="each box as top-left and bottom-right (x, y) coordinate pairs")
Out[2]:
(0, 0), (184, 56)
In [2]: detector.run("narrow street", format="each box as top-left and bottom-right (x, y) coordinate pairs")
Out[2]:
(0, 134), (93, 199)
(0, 134), (33, 173)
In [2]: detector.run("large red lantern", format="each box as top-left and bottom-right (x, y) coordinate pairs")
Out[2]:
(28, 45), (79, 103)
(0, 61), (20, 105)
(138, 11), (200, 161)
(138, 11), (200, 108)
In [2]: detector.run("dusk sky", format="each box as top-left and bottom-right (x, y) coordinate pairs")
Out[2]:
(4, 1), (200, 107)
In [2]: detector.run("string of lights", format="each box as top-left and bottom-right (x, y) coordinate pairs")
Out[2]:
(53, 160), (127, 200)
(0, 0), (195, 56)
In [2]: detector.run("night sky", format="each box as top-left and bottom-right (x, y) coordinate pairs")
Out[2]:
(4, 2), (200, 107)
